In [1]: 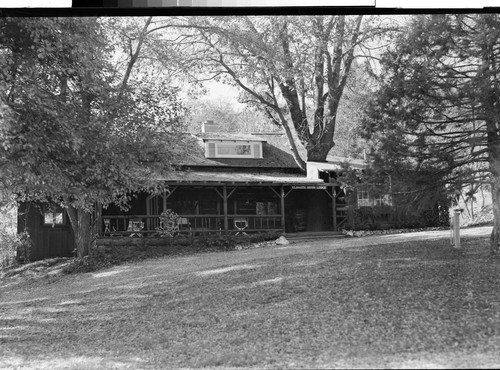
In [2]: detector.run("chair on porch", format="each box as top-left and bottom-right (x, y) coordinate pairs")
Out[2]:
(103, 218), (111, 234)
(178, 217), (191, 234)
(103, 218), (122, 237)
(234, 218), (248, 235)
(128, 219), (144, 237)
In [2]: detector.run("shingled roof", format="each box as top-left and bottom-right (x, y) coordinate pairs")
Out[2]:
(169, 130), (366, 173)
(156, 171), (325, 185)
(176, 133), (300, 171)
(195, 132), (267, 142)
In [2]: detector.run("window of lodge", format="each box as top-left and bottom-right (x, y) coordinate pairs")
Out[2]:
(357, 191), (370, 207)
(217, 144), (252, 156)
(374, 195), (384, 206)
(43, 206), (65, 226)
(256, 201), (278, 215)
(206, 141), (262, 159)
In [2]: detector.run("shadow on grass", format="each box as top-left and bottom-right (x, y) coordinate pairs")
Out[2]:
(1, 236), (499, 369)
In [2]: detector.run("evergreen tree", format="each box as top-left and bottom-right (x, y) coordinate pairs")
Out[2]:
(363, 14), (500, 254)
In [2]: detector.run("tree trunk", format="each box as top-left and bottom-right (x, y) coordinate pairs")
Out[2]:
(306, 137), (335, 162)
(478, 31), (500, 255)
(65, 203), (93, 258)
(489, 156), (500, 255)
(276, 110), (306, 172)
(75, 211), (92, 259)
(485, 112), (500, 254)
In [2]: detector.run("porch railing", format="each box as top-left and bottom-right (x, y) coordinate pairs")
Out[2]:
(99, 214), (282, 237)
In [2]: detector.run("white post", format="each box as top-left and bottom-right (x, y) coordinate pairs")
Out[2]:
(453, 209), (461, 249)
(450, 217), (454, 245)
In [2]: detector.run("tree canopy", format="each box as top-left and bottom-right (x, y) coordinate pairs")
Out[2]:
(0, 17), (187, 257)
(3, 14), (498, 256)
(153, 15), (392, 170)
(362, 14), (500, 253)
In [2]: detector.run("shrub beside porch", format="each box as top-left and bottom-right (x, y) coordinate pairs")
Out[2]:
(94, 232), (282, 265)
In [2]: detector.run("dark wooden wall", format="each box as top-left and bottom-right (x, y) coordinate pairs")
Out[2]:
(98, 186), (334, 235)
(18, 203), (75, 261)
(165, 186), (282, 216)
(285, 189), (333, 232)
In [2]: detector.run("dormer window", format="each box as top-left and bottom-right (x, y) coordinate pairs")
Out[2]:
(205, 140), (263, 159)
(217, 143), (252, 156)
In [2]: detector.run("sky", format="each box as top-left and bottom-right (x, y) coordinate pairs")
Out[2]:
(203, 82), (246, 111)
(3, 2), (499, 108)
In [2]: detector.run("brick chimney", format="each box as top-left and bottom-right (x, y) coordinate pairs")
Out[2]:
(202, 120), (218, 133)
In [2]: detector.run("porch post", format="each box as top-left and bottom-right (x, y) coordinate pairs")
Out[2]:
(280, 185), (286, 233)
(96, 202), (102, 236)
(332, 186), (337, 231)
(163, 189), (167, 211)
(223, 185), (228, 232)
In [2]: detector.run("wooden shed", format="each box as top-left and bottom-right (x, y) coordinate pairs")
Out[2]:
(17, 202), (75, 261)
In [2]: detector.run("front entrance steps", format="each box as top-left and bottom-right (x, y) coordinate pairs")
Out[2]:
(285, 231), (346, 242)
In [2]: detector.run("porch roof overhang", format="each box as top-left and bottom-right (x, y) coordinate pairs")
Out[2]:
(156, 171), (330, 187)
(308, 159), (367, 172)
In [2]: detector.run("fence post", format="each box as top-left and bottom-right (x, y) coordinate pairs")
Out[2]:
(452, 209), (461, 249)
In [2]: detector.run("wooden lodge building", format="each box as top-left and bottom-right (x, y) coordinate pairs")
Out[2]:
(18, 121), (369, 260)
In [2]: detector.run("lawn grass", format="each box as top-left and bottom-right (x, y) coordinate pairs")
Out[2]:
(1, 236), (499, 369)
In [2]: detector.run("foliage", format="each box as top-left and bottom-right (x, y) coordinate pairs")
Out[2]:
(458, 184), (493, 225)
(195, 232), (281, 251)
(0, 235), (18, 268)
(352, 206), (381, 230)
(184, 97), (272, 134)
(336, 164), (451, 231)
(13, 230), (32, 264)
(111, 79), (187, 138)
(349, 205), (444, 231)
(362, 14), (500, 252)
(62, 231), (282, 274)
(156, 209), (181, 236)
(0, 201), (17, 267)
(328, 63), (372, 159)
(157, 15), (395, 169)
(364, 15), (491, 189)
(386, 170), (451, 229)
(61, 247), (114, 274)
(0, 17), (187, 257)
(0, 209), (31, 267)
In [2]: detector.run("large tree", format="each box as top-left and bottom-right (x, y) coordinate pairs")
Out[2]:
(183, 97), (273, 134)
(153, 15), (391, 170)
(363, 14), (500, 254)
(0, 17), (186, 257)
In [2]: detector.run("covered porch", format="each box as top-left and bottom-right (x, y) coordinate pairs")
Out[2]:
(96, 171), (342, 237)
